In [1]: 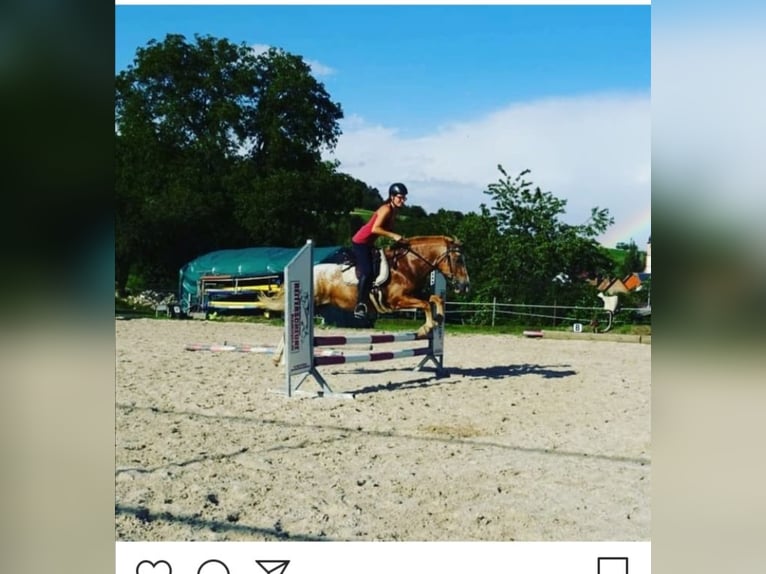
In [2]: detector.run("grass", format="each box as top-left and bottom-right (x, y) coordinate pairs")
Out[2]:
(351, 207), (413, 222)
(350, 208), (374, 219)
(374, 317), (650, 336)
(116, 296), (650, 336)
(604, 247), (628, 266)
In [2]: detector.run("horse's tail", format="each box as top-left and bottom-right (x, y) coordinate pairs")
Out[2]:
(253, 289), (286, 311)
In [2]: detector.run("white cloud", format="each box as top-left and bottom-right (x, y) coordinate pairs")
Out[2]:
(249, 43), (270, 56)
(326, 92), (651, 245)
(305, 59), (335, 77)
(250, 44), (335, 77)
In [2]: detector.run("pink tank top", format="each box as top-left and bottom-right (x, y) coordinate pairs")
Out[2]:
(352, 213), (379, 245)
(352, 208), (395, 245)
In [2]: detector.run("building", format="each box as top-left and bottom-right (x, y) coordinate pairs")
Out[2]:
(643, 236), (651, 274)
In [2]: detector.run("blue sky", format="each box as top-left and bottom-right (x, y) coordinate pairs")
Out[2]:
(116, 3), (651, 247)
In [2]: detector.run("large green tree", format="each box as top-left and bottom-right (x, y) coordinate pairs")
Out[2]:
(616, 239), (645, 277)
(229, 160), (371, 247)
(115, 34), (346, 293)
(476, 166), (615, 306)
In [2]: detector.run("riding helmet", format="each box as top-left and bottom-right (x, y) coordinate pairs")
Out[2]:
(388, 182), (408, 197)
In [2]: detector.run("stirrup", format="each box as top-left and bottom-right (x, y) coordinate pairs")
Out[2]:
(353, 303), (367, 319)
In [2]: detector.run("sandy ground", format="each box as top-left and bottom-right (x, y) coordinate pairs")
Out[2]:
(115, 318), (650, 541)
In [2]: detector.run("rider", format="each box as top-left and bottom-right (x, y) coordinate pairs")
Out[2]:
(351, 182), (408, 319)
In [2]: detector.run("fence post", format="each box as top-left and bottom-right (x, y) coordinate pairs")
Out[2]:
(492, 296), (496, 327)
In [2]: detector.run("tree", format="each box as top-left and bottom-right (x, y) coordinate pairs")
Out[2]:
(229, 160), (365, 247)
(358, 186), (384, 210)
(479, 165), (615, 305)
(616, 239), (645, 277)
(115, 34), (345, 292)
(451, 207), (504, 303)
(247, 48), (343, 170)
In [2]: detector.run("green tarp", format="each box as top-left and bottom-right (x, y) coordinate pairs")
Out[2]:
(178, 245), (346, 311)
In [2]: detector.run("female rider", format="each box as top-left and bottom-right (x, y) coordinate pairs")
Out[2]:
(351, 183), (408, 319)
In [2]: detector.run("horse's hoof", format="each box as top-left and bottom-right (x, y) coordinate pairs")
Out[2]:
(415, 327), (430, 339)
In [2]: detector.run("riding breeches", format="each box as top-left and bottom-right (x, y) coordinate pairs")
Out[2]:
(352, 242), (373, 304)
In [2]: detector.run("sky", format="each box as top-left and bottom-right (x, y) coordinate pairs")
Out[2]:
(115, 1), (651, 248)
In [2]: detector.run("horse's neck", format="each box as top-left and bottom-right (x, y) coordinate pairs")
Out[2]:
(389, 240), (444, 281)
(408, 239), (444, 261)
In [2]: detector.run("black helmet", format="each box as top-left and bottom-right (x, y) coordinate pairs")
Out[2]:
(388, 182), (408, 198)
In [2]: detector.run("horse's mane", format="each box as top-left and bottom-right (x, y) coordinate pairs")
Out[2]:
(402, 235), (461, 245)
(384, 236), (462, 263)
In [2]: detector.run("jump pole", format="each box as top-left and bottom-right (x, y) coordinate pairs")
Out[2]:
(282, 239), (446, 398)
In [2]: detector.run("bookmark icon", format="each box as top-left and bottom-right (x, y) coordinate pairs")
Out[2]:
(598, 557), (628, 574)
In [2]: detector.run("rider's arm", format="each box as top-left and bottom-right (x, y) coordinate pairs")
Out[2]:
(371, 205), (402, 241)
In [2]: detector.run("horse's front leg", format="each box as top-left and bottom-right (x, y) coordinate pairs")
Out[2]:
(414, 301), (435, 339)
(428, 294), (445, 324)
(390, 295), (435, 339)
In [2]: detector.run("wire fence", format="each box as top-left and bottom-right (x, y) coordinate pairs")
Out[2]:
(120, 284), (651, 330)
(391, 299), (651, 329)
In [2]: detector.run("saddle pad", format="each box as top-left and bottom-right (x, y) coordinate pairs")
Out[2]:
(341, 249), (390, 286)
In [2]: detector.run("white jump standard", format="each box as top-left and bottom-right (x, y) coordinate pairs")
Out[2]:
(283, 240), (447, 397)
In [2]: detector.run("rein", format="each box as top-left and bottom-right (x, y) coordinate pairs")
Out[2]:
(396, 241), (462, 282)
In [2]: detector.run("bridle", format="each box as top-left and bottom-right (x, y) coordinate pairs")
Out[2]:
(396, 240), (464, 282)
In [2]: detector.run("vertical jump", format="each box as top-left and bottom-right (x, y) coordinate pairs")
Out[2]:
(282, 240), (447, 398)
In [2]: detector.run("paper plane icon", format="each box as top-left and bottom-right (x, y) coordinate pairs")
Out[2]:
(255, 560), (289, 574)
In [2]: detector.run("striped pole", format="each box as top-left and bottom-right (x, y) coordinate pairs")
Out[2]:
(314, 346), (430, 366)
(314, 332), (426, 347)
(186, 343), (277, 353)
(186, 342), (341, 357)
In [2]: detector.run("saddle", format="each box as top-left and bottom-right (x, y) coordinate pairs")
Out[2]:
(341, 248), (390, 287)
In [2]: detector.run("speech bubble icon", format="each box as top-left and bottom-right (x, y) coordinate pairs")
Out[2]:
(197, 559), (230, 574)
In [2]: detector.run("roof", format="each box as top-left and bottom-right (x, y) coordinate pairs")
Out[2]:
(623, 273), (642, 291)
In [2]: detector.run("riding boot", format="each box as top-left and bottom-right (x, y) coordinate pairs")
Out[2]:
(354, 275), (371, 319)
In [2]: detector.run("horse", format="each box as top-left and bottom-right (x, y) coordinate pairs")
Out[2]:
(256, 235), (470, 342)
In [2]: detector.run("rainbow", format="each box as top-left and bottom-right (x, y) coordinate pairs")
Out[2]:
(601, 204), (651, 247)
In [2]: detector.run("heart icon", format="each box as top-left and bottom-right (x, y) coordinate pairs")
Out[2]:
(136, 560), (172, 574)
(197, 559), (230, 574)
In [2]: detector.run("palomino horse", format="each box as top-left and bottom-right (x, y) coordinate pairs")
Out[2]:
(256, 235), (470, 341)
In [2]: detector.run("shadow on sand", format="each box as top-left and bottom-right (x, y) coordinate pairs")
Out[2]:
(349, 363), (576, 396)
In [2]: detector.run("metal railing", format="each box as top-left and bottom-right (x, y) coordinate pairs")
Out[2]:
(391, 298), (650, 328)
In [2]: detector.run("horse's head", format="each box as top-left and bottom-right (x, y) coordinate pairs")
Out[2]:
(440, 236), (470, 294)
(403, 235), (470, 295)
